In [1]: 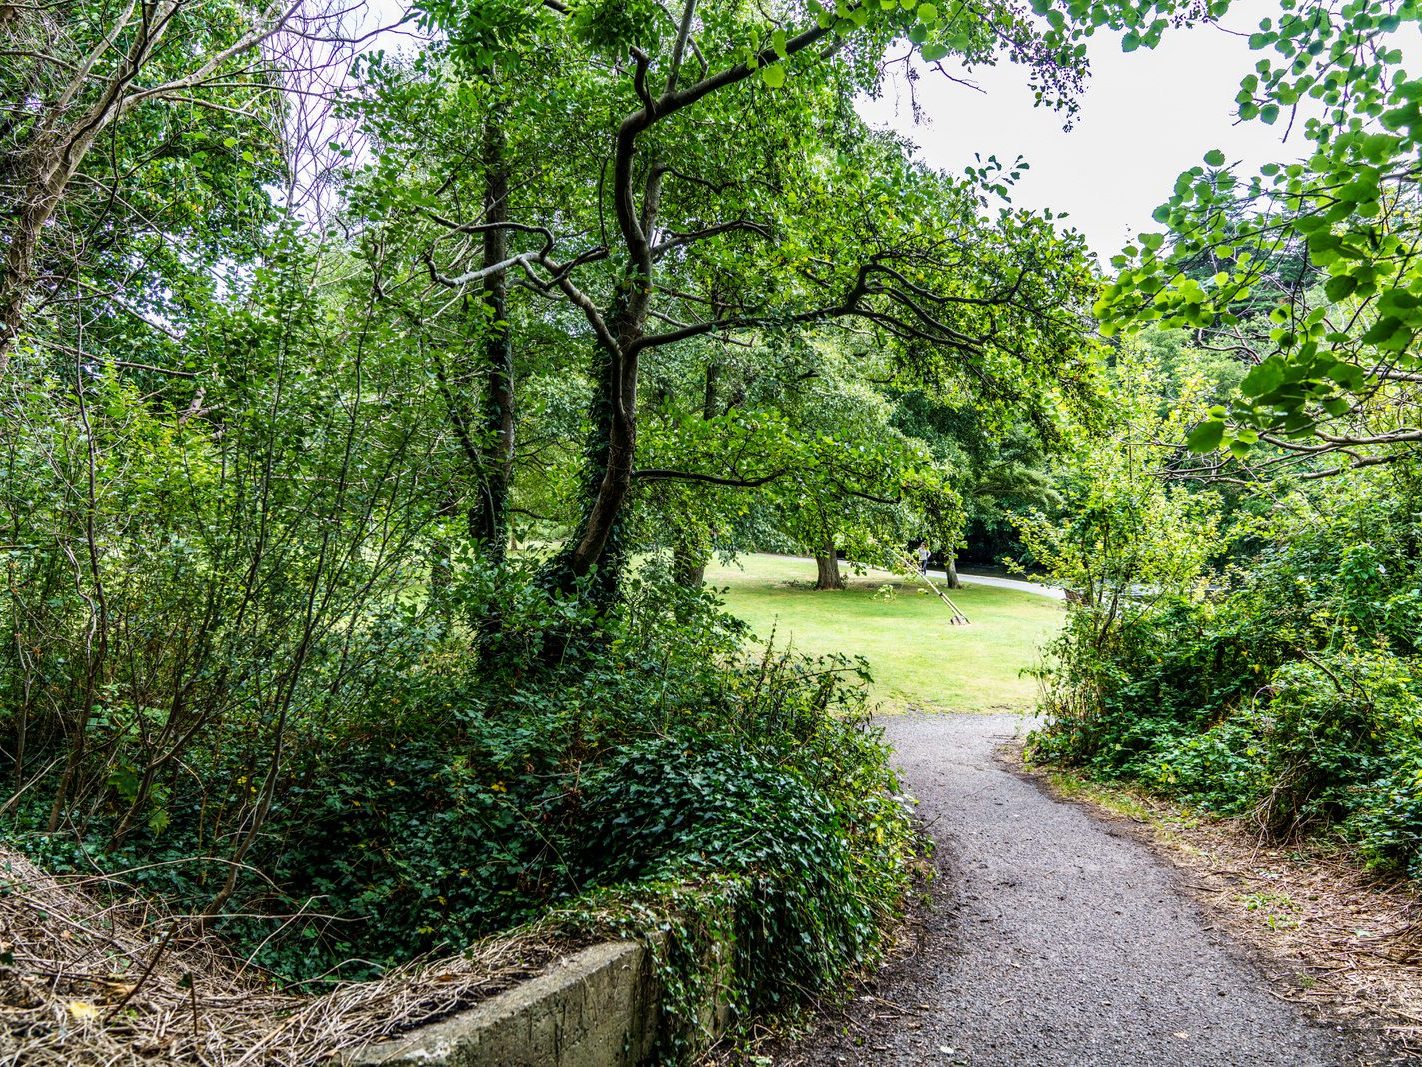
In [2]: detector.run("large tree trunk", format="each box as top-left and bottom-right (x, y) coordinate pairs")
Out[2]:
(468, 115), (514, 563)
(672, 536), (708, 588)
(673, 556), (706, 588)
(669, 360), (718, 590)
(815, 545), (844, 590)
(703, 359), (719, 419)
(547, 166), (667, 608)
(551, 332), (635, 607)
(944, 550), (962, 589)
(429, 492), (458, 625)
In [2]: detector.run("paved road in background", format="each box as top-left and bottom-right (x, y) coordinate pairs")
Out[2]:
(949, 571), (1066, 601)
(752, 554), (1066, 601)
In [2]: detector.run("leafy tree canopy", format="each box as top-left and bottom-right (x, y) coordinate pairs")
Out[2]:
(1095, 0), (1421, 473)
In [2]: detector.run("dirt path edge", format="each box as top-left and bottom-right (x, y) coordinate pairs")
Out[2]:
(1008, 743), (1422, 1063)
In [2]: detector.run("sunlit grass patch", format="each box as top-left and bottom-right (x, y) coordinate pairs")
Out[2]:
(707, 553), (1063, 714)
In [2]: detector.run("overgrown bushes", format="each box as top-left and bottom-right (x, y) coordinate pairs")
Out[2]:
(0, 229), (916, 1056)
(5, 551), (915, 1037)
(1029, 469), (1422, 875)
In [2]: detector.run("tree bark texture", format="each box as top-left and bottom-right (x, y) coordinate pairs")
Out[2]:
(669, 359), (719, 589)
(815, 546), (844, 590)
(468, 115), (515, 562)
(550, 159), (667, 605)
(672, 541), (707, 588)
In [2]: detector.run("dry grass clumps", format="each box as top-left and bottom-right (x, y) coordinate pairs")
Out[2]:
(0, 848), (564, 1066)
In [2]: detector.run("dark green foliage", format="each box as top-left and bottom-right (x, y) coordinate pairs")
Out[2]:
(1029, 600), (1269, 791)
(575, 726), (900, 1013)
(1, 68), (923, 1034)
(7, 562), (914, 1009)
(1031, 472), (1422, 873)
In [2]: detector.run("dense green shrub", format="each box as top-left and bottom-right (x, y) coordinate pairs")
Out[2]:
(1029, 598), (1269, 783)
(7, 561), (915, 1025)
(575, 723), (909, 1014)
(1030, 470), (1422, 875)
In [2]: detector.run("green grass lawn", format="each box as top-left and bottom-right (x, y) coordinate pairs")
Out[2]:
(707, 553), (1063, 713)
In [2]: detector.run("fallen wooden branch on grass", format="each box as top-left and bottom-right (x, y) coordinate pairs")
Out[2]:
(891, 551), (970, 625)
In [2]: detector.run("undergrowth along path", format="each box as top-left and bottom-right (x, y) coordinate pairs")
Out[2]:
(783, 713), (1386, 1066)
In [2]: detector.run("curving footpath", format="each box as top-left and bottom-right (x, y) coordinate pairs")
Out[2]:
(783, 713), (1385, 1066)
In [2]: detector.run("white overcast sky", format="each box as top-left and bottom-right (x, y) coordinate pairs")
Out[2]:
(858, 0), (1292, 258)
(358, 0), (1407, 259)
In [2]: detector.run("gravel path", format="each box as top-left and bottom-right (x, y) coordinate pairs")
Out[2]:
(783, 713), (1379, 1066)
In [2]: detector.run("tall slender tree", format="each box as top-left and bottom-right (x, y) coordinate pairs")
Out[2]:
(413, 0), (1109, 609)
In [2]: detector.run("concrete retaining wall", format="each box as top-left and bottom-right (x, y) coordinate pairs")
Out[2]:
(354, 940), (662, 1067)
(352, 886), (742, 1067)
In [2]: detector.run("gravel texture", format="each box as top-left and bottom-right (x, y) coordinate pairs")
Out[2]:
(782, 713), (1382, 1066)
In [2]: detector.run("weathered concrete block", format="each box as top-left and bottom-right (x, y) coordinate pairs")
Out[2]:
(354, 940), (660, 1067)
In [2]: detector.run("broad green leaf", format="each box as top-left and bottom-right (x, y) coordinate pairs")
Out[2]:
(1186, 420), (1226, 452)
(1239, 359), (1285, 397)
(1324, 274), (1357, 302)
